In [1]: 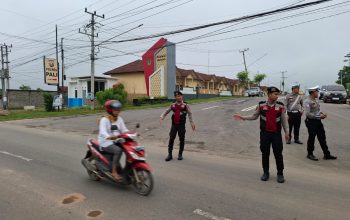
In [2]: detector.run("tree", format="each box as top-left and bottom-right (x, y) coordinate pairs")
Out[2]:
(36, 88), (43, 91)
(336, 66), (350, 88)
(254, 73), (267, 86)
(236, 71), (249, 88)
(19, 84), (31, 90)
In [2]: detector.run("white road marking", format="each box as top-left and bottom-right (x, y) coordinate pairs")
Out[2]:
(193, 209), (232, 220)
(236, 99), (246, 103)
(0, 151), (32, 162)
(241, 105), (257, 112)
(201, 106), (219, 110)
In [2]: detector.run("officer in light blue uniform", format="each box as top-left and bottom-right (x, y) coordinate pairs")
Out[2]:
(303, 86), (337, 161)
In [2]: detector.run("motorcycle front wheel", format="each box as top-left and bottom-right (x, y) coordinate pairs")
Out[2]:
(132, 169), (154, 196)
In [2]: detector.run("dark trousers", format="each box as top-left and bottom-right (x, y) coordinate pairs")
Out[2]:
(168, 124), (186, 155)
(287, 112), (302, 141)
(103, 144), (123, 169)
(260, 131), (284, 175)
(305, 119), (330, 156)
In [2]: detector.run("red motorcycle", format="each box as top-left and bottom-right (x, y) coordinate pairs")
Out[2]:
(81, 127), (154, 196)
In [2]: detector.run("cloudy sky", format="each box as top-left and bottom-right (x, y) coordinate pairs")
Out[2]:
(1, 0), (350, 92)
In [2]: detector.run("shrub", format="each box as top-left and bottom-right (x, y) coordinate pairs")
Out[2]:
(96, 83), (128, 107)
(43, 93), (53, 112)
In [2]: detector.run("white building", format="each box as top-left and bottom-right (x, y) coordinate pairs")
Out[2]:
(67, 76), (118, 107)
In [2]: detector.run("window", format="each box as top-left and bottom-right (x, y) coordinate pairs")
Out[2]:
(87, 81), (105, 95)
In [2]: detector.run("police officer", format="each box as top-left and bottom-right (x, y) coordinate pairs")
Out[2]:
(160, 91), (196, 161)
(234, 87), (289, 183)
(285, 84), (303, 144)
(304, 86), (337, 161)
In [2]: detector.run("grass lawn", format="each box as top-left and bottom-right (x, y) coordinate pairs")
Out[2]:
(0, 96), (238, 121)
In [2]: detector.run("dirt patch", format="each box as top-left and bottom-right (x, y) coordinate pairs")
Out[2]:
(87, 210), (103, 218)
(61, 193), (86, 205)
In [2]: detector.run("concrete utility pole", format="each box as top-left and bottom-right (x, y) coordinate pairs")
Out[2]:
(0, 44), (11, 109)
(55, 25), (60, 94)
(79, 8), (104, 110)
(239, 48), (249, 88)
(281, 71), (287, 93)
(61, 37), (65, 108)
(1, 46), (5, 109)
(344, 53), (350, 86)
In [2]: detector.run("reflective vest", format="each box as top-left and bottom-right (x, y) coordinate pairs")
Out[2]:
(171, 103), (188, 125)
(259, 101), (284, 133)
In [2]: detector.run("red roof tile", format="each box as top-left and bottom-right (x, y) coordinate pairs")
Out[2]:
(103, 60), (144, 75)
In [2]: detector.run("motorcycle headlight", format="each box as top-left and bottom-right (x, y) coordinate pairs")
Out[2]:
(343, 93), (347, 97)
(129, 151), (146, 161)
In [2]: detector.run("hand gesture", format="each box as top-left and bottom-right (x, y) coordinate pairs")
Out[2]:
(159, 117), (164, 125)
(233, 113), (243, 120)
(285, 134), (290, 142)
(191, 123), (196, 131)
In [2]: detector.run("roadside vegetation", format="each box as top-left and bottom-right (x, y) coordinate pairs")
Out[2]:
(0, 96), (237, 121)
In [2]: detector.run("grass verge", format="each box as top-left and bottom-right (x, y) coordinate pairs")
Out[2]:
(0, 96), (238, 121)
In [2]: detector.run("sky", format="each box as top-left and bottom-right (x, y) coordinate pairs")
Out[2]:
(1, 0), (350, 92)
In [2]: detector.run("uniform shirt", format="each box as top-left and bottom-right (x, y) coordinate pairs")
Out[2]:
(160, 101), (194, 125)
(98, 116), (129, 148)
(303, 96), (321, 120)
(285, 93), (303, 112)
(241, 100), (289, 134)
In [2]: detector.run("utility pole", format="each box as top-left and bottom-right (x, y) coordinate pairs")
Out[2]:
(239, 48), (249, 88)
(79, 8), (104, 110)
(61, 37), (65, 108)
(281, 71), (287, 93)
(344, 53), (350, 86)
(1, 45), (5, 109)
(4, 44), (11, 109)
(55, 25), (60, 94)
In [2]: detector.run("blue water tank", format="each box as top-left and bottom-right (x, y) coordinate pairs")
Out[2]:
(68, 98), (83, 108)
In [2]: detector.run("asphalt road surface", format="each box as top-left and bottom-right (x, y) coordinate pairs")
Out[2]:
(1, 97), (349, 220)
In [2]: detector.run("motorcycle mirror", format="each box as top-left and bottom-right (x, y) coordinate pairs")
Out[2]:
(136, 123), (140, 128)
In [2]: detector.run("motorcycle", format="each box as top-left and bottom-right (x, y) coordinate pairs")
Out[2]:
(81, 125), (154, 196)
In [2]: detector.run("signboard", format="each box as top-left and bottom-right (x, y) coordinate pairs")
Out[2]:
(43, 57), (58, 85)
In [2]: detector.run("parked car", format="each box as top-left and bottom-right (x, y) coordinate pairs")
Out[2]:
(320, 84), (347, 104)
(319, 85), (327, 100)
(247, 87), (263, 97)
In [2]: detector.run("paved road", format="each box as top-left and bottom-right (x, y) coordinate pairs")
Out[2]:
(1, 98), (349, 220)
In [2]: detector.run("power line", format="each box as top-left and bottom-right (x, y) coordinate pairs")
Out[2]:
(104, 0), (332, 44)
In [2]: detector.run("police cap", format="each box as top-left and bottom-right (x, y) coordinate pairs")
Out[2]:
(308, 86), (320, 94)
(291, 84), (300, 89)
(267, 86), (280, 94)
(174, 91), (183, 96)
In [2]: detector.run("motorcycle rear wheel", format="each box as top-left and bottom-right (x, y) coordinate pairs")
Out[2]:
(82, 158), (101, 181)
(132, 169), (153, 196)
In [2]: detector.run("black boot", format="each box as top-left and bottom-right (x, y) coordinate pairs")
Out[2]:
(294, 140), (303, 144)
(178, 153), (183, 160)
(277, 174), (285, 183)
(324, 154), (337, 160)
(165, 154), (173, 161)
(260, 172), (269, 181)
(307, 154), (318, 161)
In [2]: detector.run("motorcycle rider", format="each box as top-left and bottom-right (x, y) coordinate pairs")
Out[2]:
(98, 100), (129, 181)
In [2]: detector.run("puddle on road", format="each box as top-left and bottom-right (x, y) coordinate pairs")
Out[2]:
(61, 193), (86, 205)
(87, 210), (103, 218)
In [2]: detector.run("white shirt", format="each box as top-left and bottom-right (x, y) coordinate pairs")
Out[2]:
(98, 116), (129, 148)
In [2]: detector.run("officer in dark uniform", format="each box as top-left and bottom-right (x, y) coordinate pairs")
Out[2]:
(160, 91), (196, 161)
(304, 86), (337, 161)
(285, 84), (304, 144)
(234, 87), (289, 183)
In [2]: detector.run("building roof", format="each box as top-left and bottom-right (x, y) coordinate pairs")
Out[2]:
(103, 60), (144, 75)
(102, 59), (240, 85)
